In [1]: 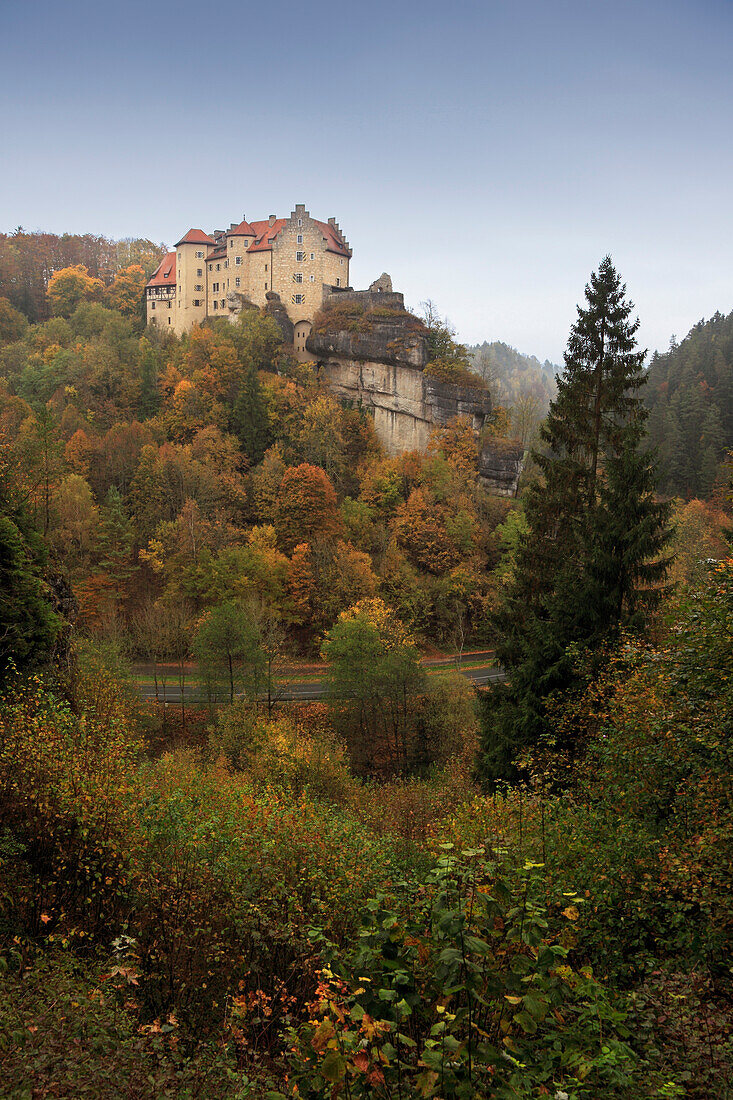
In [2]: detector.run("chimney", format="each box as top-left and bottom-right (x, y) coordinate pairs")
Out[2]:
(268, 214), (276, 226)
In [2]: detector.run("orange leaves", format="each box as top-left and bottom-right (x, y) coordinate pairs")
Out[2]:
(107, 264), (146, 317)
(274, 463), (342, 553)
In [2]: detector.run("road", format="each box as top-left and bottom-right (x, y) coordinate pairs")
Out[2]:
(134, 651), (506, 704)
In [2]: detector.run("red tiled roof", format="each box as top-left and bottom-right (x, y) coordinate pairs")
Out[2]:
(205, 247), (227, 261)
(147, 252), (176, 287)
(174, 228), (217, 247)
(227, 219), (256, 237)
(314, 219), (351, 258)
(248, 218), (288, 252)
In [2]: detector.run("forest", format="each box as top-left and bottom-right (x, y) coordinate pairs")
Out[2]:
(0, 242), (732, 1098)
(644, 310), (733, 499)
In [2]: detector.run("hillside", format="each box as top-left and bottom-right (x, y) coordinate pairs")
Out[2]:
(1, 257), (732, 1097)
(0, 229), (166, 323)
(468, 340), (558, 408)
(645, 309), (733, 497)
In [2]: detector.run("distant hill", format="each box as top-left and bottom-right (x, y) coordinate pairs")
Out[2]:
(0, 230), (166, 323)
(645, 310), (733, 498)
(467, 341), (558, 410)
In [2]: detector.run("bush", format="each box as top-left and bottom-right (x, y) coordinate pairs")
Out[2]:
(284, 849), (639, 1098)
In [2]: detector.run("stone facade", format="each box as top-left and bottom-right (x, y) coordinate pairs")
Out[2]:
(146, 205), (351, 346)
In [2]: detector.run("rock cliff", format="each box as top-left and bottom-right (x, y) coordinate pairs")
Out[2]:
(306, 290), (493, 455)
(478, 439), (526, 497)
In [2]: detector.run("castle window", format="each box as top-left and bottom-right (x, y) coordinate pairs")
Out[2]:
(220, 299), (225, 308)
(224, 260), (229, 269)
(293, 293), (304, 305)
(297, 234), (303, 244)
(195, 251), (203, 258)
(194, 284), (203, 291)
(310, 274), (315, 282)
(213, 301), (218, 310)
(229, 238), (234, 248)
(216, 263), (220, 271)
(235, 256), (242, 265)
(297, 218), (302, 226)
(235, 276), (241, 288)
(193, 299), (201, 306)
(310, 252), (315, 260)
(293, 272), (303, 283)
(208, 264), (212, 271)
(197, 268), (203, 277)
(264, 282), (268, 290)
(151, 301), (155, 309)
(336, 278), (340, 287)
(168, 317), (171, 324)
(296, 251), (305, 262)
(168, 300), (172, 308)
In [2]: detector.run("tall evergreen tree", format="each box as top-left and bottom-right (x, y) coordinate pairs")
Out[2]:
(482, 257), (671, 782)
(231, 365), (271, 466)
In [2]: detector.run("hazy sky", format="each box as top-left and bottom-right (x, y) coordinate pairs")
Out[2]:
(2, 0), (731, 362)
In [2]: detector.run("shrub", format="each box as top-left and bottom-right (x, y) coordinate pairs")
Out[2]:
(283, 849), (639, 1098)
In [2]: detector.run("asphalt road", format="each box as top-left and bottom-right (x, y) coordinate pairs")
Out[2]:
(135, 652), (506, 704)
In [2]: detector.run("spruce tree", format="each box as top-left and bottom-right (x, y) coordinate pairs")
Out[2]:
(482, 257), (672, 782)
(231, 364), (271, 465)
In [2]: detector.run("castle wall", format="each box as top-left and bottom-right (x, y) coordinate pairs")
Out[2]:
(270, 208), (349, 327)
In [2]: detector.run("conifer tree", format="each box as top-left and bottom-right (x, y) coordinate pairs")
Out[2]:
(231, 364), (271, 465)
(482, 257), (672, 782)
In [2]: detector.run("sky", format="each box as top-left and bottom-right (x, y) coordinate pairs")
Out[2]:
(2, 0), (732, 363)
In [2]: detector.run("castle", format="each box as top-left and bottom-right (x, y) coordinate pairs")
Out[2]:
(146, 203), (523, 494)
(146, 203), (350, 353)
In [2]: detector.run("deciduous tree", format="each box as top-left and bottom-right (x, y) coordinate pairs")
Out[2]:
(47, 265), (105, 317)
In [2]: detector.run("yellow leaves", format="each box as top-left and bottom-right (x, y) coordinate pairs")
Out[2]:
(310, 1018), (335, 1052)
(139, 538), (165, 572)
(504, 994), (522, 1004)
(337, 596), (415, 649)
(562, 905), (580, 921)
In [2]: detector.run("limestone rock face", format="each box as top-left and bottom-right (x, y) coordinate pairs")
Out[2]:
(308, 324), (428, 371)
(263, 292), (294, 344)
(319, 358), (493, 456)
(306, 286), (500, 469)
(478, 440), (525, 497)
